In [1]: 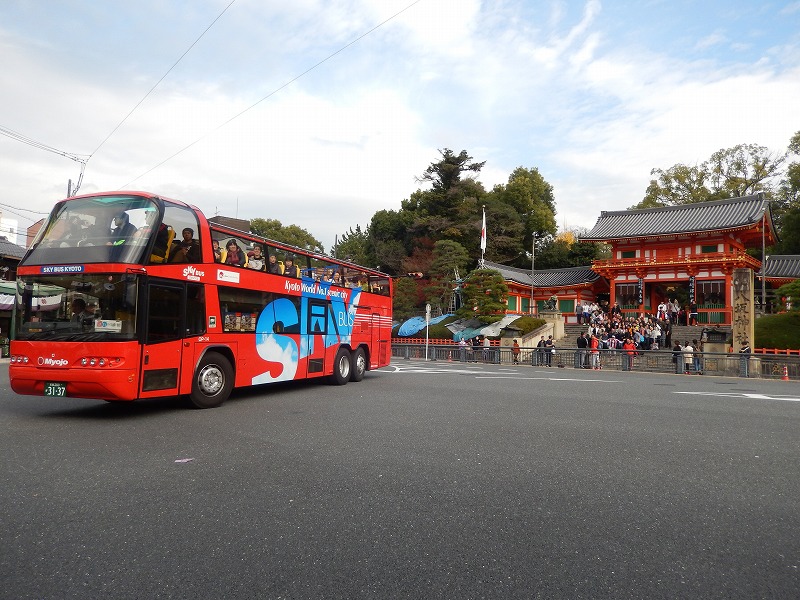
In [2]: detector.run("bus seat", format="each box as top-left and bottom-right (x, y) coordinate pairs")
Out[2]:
(150, 226), (175, 264)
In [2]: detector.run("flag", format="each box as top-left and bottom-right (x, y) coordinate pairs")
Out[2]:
(480, 208), (487, 252)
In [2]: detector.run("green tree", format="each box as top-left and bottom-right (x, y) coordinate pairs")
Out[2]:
(494, 166), (558, 242)
(706, 143), (786, 198)
(640, 163), (716, 208)
(533, 236), (571, 270)
(774, 131), (800, 253)
(343, 150), (558, 278)
(635, 143), (787, 209)
(532, 228), (606, 269)
(250, 218), (324, 253)
(332, 225), (373, 267)
(775, 280), (800, 308)
(393, 276), (421, 321)
(482, 200), (526, 264)
(428, 239), (470, 280)
(418, 148), (486, 195)
(424, 240), (470, 312)
(458, 268), (509, 320)
(368, 209), (414, 275)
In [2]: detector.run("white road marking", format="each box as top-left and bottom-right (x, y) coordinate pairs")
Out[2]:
(478, 375), (622, 382)
(377, 364), (621, 382)
(675, 391), (800, 402)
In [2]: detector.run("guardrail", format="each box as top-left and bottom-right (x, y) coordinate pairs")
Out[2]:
(390, 344), (800, 380)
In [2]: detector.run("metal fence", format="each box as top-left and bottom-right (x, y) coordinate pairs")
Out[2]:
(391, 344), (800, 380)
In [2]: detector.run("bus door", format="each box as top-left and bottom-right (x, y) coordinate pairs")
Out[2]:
(306, 300), (328, 378)
(371, 313), (385, 367)
(138, 281), (188, 399)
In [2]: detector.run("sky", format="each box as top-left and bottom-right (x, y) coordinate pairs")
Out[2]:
(1, 0), (799, 253)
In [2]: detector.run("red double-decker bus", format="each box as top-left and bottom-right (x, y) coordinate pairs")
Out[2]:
(9, 191), (393, 408)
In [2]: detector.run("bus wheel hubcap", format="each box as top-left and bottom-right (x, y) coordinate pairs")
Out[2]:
(198, 365), (223, 395)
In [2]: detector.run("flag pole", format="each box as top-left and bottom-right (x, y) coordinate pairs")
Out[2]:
(531, 232), (536, 315)
(479, 205), (486, 268)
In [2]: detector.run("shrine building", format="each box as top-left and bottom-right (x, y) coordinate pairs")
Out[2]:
(493, 194), (782, 326)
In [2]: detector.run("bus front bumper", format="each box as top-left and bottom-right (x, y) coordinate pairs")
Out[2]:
(10, 365), (141, 402)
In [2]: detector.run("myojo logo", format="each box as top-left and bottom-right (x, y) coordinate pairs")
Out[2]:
(38, 355), (69, 367)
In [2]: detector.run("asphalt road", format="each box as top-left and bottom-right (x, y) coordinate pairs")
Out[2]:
(1, 359), (799, 599)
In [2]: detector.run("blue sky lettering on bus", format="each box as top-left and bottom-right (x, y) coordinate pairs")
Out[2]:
(40, 265), (84, 274)
(253, 297), (300, 384)
(329, 290), (360, 345)
(251, 287), (362, 385)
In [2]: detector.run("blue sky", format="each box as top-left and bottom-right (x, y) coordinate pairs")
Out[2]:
(1, 0), (798, 252)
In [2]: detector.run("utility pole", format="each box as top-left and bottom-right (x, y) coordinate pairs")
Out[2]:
(530, 232), (536, 315)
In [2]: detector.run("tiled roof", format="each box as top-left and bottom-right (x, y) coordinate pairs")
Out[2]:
(484, 260), (599, 288)
(582, 194), (773, 241)
(0, 237), (26, 260)
(760, 255), (800, 279)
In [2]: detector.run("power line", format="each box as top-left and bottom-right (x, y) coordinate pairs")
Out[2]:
(0, 125), (89, 163)
(122, 0), (426, 188)
(0, 1), (238, 198)
(0, 202), (50, 216)
(89, 0), (238, 160)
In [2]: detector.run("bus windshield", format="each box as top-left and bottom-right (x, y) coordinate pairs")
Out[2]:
(25, 195), (162, 266)
(15, 274), (139, 341)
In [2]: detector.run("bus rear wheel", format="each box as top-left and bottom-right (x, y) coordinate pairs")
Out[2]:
(190, 351), (233, 409)
(350, 347), (366, 382)
(330, 347), (351, 385)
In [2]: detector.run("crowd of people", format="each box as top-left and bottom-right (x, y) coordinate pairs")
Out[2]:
(575, 301), (676, 353)
(568, 298), (741, 373)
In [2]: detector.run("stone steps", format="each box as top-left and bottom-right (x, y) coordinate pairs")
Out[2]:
(558, 322), (732, 347)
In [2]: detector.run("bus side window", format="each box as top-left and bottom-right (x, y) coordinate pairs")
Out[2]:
(146, 284), (183, 343)
(186, 284), (206, 335)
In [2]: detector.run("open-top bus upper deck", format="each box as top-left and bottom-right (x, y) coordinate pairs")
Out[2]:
(10, 191), (393, 407)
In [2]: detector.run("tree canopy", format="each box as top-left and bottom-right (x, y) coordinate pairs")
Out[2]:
(250, 218), (324, 253)
(457, 268), (509, 321)
(636, 142), (787, 209)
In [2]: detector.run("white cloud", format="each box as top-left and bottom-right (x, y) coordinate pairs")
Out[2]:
(1, 0), (798, 252)
(780, 1), (800, 15)
(695, 31), (728, 51)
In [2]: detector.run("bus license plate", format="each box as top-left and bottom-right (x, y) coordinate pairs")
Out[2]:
(44, 382), (67, 397)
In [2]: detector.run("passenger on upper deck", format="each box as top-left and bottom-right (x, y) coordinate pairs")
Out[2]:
(110, 213), (137, 246)
(212, 240), (222, 262)
(247, 245), (266, 271)
(223, 239), (246, 267)
(268, 254), (282, 274)
(169, 228), (201, 263)
(283, 257), (300, 278)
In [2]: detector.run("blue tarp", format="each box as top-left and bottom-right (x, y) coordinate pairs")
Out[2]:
(452, 315), (523, 341)
(396, 314), (453, 337)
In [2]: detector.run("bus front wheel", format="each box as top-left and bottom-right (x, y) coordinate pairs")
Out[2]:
(190, 351), (233, 409)
(350, 347), (366, 382)
(330, 348), (351, 385)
